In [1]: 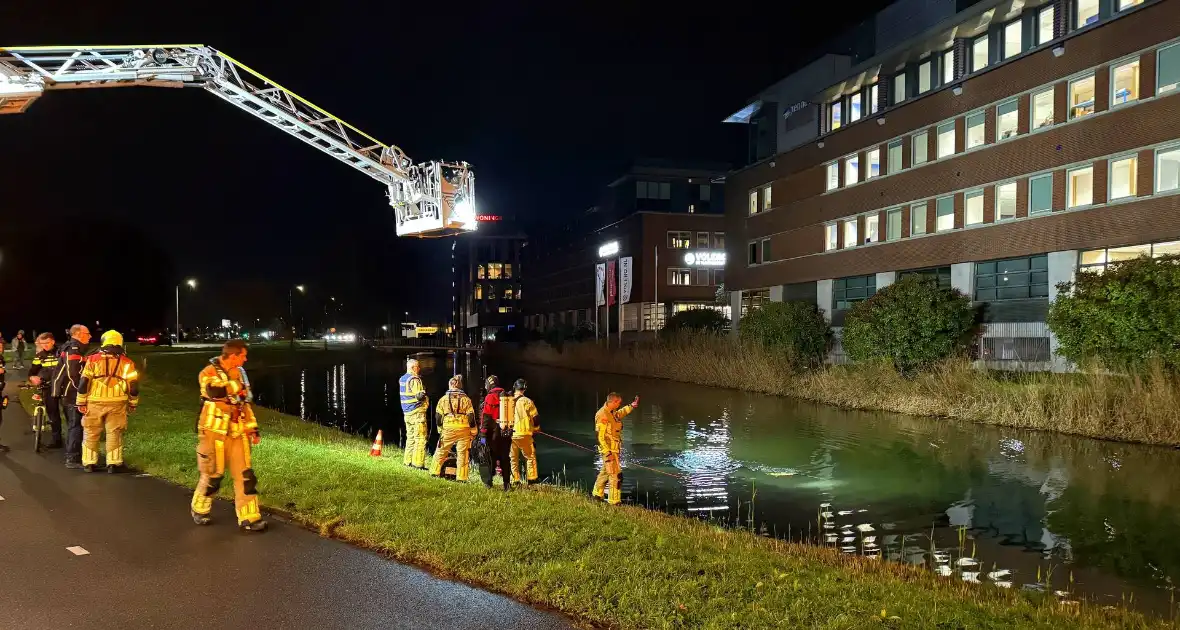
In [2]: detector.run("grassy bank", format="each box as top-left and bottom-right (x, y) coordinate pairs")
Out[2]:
(32, 348), (1169, 628)
(511, 337), (1180, 447)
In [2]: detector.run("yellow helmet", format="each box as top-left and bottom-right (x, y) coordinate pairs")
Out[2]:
(100, 330), (124, 347)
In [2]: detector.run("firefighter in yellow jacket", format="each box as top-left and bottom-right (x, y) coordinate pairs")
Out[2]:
(592, 392), (639, 505)
(190, 340), (267, 532)
(509, 378), (540, 485)
(430, 374), (476, 481)
(75, 330), (139, 473)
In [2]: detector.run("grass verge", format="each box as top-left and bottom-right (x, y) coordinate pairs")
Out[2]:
(511, 336), (1180, 448)
(31, 349), (1170, 629)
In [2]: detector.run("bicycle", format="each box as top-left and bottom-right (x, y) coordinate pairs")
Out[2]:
(20, 383), (49, 453)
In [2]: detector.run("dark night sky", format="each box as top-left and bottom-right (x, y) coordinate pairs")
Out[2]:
(0, 0), (887, 336)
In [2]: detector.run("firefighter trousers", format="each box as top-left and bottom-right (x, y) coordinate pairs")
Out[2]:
(403, 413), (428, 468)
(592, 453), (622, 505)
(431, 426), (472, 481)
(81, 401), (128, 466)
(191, 429), (262, 525)
(509, 434), (538, 483)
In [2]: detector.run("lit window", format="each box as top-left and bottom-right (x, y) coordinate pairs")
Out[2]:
(688, 204), (694, 214)
(477, 264), (486, 279)
(1110, 156), (1138, 200)
(894, 73), (907, 103)
(870, 84), (880, 113)
(488, 263), (503, 279)
(886, 209), (902, 241)
(864, 214), (880, 244)
(996, 182), (1017, 220)
(849, 93), (862, 122)
(965, 112), (985, 149)
(668, 268), (692, 286)
(1156, 146), (1180, 193)
(1112, 59), (1140, 105)
(845, 154), (860, 185)
(1118, 0), (1143, 9)
(825, 224), (838, 251)
(668, 231), (692, 248)
(748, 190), (758, 215)
(498, 306), (513, 314)
(1004, 20), (1022, 59)
(1037, 6), (1055, 45)
(942, 51), (954, 85)
(965, 190), (984, 225)
(829, 100), (842, 131)
(972, 35), (989, 72)
(912, 131), (929, 165)
(504, 287), (514, 299)
(937, 121), (956, 158)
(996, 99), (1019, 140)
(919, 61), (932, 93)
(843, 219), (858, 248)
(1160, 43), (1180, 95)
(910, 203), (927, 235)
(1032, 88), (1055, 129)
(1029, 173), (1053, 214)
(936, 196), (954, 232)
(1076, 0), (1099, 28)
(887, 140), (903, 175)
(867, 149), (880, 179)
(826, 163), (839, 191)
(761, 185), (772, 210)
(474, 284), (483, 299)
(504, 264), (513, 279)
(1069, 75), (1095, 119)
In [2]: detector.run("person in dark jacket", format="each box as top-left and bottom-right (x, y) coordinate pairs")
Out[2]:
(0, 340), (7, 453)
(27, 332), (64, 449)
(57, 325), (91, 468)
(476, 375), (511, 490)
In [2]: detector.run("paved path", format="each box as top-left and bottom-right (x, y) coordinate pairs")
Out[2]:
(0, 375), (573, 630)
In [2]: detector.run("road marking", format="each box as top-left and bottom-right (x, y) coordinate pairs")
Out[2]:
(66, 546), (90, 556)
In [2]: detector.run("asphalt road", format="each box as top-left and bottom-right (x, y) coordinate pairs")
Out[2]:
(0, 373), (573, 630)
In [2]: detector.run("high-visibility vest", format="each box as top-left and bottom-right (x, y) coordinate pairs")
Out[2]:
(399, 373), (426, 414)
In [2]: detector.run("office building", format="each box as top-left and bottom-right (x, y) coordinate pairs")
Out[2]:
(724, 0), (1180, 369)
(454, 218), (526, 343)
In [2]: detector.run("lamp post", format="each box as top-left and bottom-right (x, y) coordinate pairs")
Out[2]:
(289, 285), (305, 345)
(176, 278), (197, 342)
(597, 240), (619, 346)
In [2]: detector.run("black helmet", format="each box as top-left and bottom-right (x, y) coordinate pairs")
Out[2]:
(513, 378), (527, 392)
(485, 375), (499, 390)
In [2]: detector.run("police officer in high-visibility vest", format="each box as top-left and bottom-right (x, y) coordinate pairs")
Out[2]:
(190, 339), (267, 532)
(430, 374), (476, 481)
(27, 332), (65, 450)
(399, 357), (429, 468)
(75, 330), (139, 473)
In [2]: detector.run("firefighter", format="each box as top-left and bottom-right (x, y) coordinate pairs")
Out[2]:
(75, 330), (139, 473)
(509, 378), (540, 485)
(592, 392), (639, 505)
(429, 374), (475, 481)
(190, 339), (267, 532)
(477, 375), (511, 490)
(27, 332), (64, 450)
(57, 325), (91, 468)
(399, 357), (429, 469)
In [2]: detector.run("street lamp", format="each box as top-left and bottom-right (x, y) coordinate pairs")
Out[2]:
(289, 284), (306, 346)
(176, 278), (197, 342)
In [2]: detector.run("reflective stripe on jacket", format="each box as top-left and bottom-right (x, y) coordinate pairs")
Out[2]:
(595, 403), (633, 456)
(399, 373), (427, 414)
(512, 394), (539, 436)
(76, 349), (139, 406)
(435, 389), (475, 429)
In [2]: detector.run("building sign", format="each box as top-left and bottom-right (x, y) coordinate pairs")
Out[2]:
(606, 260), (617, 306)
(595, 263), (606, 306)
(782, 100), (810, 119)
(221, 319), (232, 328)
(598, 240), (619, 258)
(684, 251), (726, 266)
(620, 256), (633, 304)
(476, 214), (502, 222)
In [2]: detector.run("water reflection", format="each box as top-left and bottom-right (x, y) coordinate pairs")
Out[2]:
(249, 353), (1180, 614)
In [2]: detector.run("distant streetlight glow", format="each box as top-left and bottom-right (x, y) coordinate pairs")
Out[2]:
(598, 241), (619, 258)
(186, 278), (197, 289)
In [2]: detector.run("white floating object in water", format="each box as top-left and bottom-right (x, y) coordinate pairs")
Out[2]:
(862, 536), (877, 544)
(857, 509), (868, 513)
(823, 523), (835, 529)
(767, 471), (796, 477)
(842, 536), (856, 543)
(956, 557), (979, 567)
(856, 524), (874, 533)
(962, 572), (981, 583)
(933, 552), (950, 564)
(837, 510), (853, 516)
(864, 542), (879, 549)
(935, 565), (953, 576)
(987, 570), (1011, 580)
(995, 581), (1013, 589)
(819, 503), (831, 508)
(825, 535), (838, 543)
(820, 512), (834, 519)
(841, 546), (857, 553)
(1054, 590), (1071, 598)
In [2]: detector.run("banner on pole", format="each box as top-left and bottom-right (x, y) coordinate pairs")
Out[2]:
(595, 263), (606, 307)
(620, 256), (633, 304)
(606, 260), (617, 307)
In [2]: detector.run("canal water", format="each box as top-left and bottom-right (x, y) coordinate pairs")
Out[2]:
(249, 349), (1180, 614)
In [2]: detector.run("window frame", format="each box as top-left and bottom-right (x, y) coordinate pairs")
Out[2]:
(886, 208), (902, 241)
(1029, 173), (1054, 215)
(1155, 144), (1180, 194)
(996, 98), (1020, 141)
(668, 267), (693, 286)
(829, 99), (842, 131)
(912, 130), (929, 165)
(893, 73), (907, 104)
(964, 189), (985, 226)
(748, 189), (758, 215)
(996, 181), (1018, 221)
(910, 203), (928, 235)
(1037, 5), (1055, 46)
(1108, 154), (1138, 201)
(843, 218), (858, 249)
(919, 60), (932, 94)
(747, 241), (759, 265)
(1068, 73), (1096, 120)
(936, 121), (956, 159)
(974, 254), (1049, 302)
(866, 148), (880, 179)
(1003, 19), (1022, 59)
(942, 50), (954, 85)
(965, 111), (986, 150)
(869, 83), (880, 114)
(972, 34), (989, 72)
(848, 92), (862, 123)
(1159, 42), (1180, 95)
(1110, 56), (1141, 107)
(1067, 164), (1094, 209)
(825, 162), (840, 191)
(844, 154), (860, 186)
(1031, 87), (1055, 130)
(887, 139), (903, 175)
(1075, 0), (1100, 29)
(824, 224), (839, 251)
(935, 196), (955, 232)
(1117, 0), (1144, 10)
(833, 274), (878, 311)
(761, 184), (773, 210)
(760, 238), (771, 263)
(863, 213), (880, 244)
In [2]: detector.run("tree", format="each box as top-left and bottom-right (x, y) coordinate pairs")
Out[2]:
(663, 308), (729, 334)
(739, 301), (831, 368)
(1047, 255), (1180, 370)
(842, 275), (975, 374)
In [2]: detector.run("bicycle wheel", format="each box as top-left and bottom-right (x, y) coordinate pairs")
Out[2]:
(33, 406), (45, 453)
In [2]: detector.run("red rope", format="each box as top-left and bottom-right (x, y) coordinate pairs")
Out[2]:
(536, 430), (684, 480)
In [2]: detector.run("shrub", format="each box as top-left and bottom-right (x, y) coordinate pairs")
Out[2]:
(1047, 254), (1180, 371)
(663, 308), (729, 335)
(842, 275), (975, 374)
(739, 301), (831, 368)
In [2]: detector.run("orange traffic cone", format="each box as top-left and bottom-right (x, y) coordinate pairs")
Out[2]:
(369, 430), (384, 457)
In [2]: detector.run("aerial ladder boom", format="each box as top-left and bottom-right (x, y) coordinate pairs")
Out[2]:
(0, 45), (476, 237)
